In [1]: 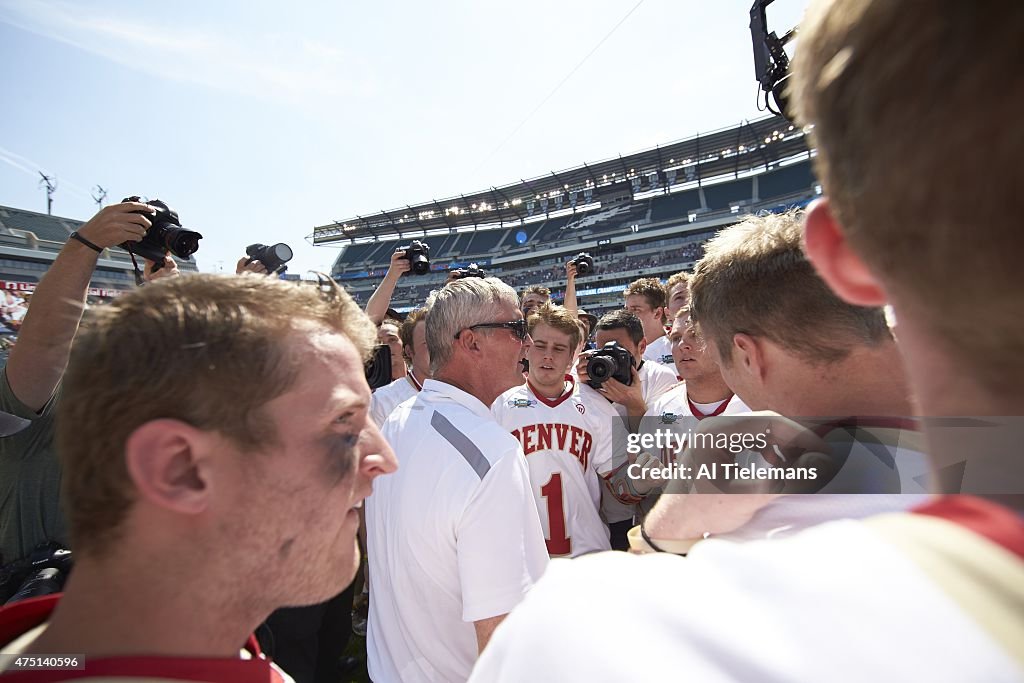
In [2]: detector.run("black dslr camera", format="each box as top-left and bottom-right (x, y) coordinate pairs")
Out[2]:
(120, 196), (202, 266)
(398, 240), (431, 275)
(245, 243), (293, 276)
(450, 263), (487, 280)
(586, 341), (634, 388)
(364, 344), (393, 391)
(569, 252), (595, 276)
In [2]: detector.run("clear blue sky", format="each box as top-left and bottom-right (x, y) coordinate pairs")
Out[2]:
(0, 0), (806, 275)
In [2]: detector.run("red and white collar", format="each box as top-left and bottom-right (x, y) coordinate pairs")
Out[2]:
(527, 375), (576, 408)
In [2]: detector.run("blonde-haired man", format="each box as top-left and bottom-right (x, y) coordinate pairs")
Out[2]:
(493, 304), (618, 557)
(469, 2), (1024, 680)
(0, 274), (398, 681)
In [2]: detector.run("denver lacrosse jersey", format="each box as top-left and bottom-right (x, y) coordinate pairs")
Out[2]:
(493, 377), (617, 557)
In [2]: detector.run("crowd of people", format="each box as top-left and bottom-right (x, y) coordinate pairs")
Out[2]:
(0, 1), (1021, 682)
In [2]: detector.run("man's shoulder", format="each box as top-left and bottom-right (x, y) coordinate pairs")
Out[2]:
(493, 384), (530, 411)
(646, 383), (687, 416)
(374, 376), (415, 402)
(406, 392), (521, 467)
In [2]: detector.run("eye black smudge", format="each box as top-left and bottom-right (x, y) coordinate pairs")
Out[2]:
(323, 433), (359, 484)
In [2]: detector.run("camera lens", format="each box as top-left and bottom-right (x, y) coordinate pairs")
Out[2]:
(272, 243), (293, 263)
(410, 256), (430, 275)
(164, 227), (202, 259)
(587, 356), (615, 382)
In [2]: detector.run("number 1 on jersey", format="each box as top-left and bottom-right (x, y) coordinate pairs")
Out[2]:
(540, 472), (571, 556)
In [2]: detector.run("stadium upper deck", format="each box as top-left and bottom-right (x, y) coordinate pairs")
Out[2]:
(317, 113), (817, 312)
(315, 113), (807, 251)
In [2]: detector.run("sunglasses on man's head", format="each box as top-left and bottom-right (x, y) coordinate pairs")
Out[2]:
(455, 319), (529, 341)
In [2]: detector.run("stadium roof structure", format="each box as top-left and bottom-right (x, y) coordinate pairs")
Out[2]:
(312, 113), (812, 246)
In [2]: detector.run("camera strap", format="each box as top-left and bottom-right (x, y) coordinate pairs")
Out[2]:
(128, 251), (146, 287)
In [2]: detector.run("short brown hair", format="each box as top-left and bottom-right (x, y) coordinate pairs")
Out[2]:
(595, 310), (645, 346)
(527, 303), (581, 351)
(58, 274), (375, 555)
(791, 0), (1024, 390)
(624, 278), (667, 310)
(399, 308), (427, 351)
(522, 285), (551, 300)
(666, 271), (690, 292)
(690, 211), (890, 365)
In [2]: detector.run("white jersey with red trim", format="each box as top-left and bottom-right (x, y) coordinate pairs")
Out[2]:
(644, 383), (752, 466)
(492, 377), (617, 557)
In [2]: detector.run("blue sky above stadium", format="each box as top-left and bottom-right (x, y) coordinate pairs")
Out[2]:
(0, 0), (806, 275)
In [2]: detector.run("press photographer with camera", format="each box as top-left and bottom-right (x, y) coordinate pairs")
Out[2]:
(574, 310), (676, 550)
(0, 200), (155, 574)
(364, 242), (430, 326)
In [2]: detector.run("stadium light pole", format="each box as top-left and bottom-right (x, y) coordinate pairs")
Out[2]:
(92, 185), (107, 210)
(39, 172), (57, 215)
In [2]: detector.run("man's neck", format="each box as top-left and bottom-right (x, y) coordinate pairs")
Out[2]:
(433, 369), (506, 407)
(685, 375), (733, 404)
(26, 553), (267, 660)
(774, 342), (914, 416)
(529, 376), (570, 401)
(645, 328), (665, 344)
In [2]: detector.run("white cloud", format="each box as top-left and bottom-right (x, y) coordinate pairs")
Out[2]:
(0, 0), (377, 102)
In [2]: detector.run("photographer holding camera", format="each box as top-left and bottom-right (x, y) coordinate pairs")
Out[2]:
(574, 310), (676, 550)
(364, 247), (415, 326)
(0, 201), (156, 572)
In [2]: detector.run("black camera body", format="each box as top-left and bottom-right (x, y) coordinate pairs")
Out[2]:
(246, 243), (293, 276)
(586, 341), (634, 388)
(398, 240), (431, 275)
(450, 263), (487, 280)
(120, 196), (202, 264)
(364, 344), (393, 391)
(569, 252), (595, 276)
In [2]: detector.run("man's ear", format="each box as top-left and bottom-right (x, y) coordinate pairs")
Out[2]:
(636, 338), (648, 357)
(732, 333), (767, 383)
(803, 198), (888, 307)
(124, 419), (213, 516)
(453, 328), (484, 358)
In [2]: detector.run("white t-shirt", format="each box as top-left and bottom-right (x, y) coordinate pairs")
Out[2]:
(369, 372), (422, 429)
(492, 376), (617, 557)
(599, 361), (679, 525)
(470, 501), (1024, 682)
(366, 379), (548, 683)
(642, 334), (675, 367)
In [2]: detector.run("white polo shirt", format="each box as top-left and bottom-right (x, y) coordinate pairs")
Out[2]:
(366, 379), (549, 683)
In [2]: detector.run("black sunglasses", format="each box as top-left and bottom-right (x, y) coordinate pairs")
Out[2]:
(455, 319), (529, 341)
